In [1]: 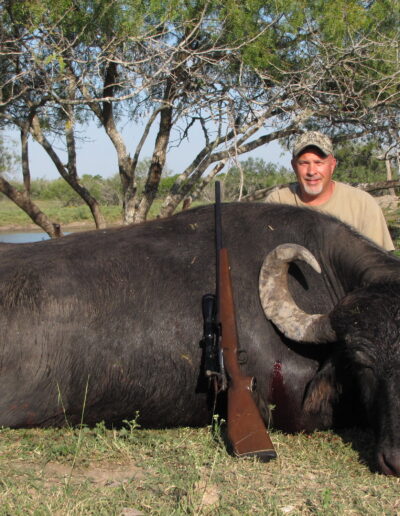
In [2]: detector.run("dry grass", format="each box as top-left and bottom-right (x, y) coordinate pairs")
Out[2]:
(1, 422), (399, 515)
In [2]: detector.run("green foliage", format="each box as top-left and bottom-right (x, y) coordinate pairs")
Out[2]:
(333, 141), (388, 183)
(157, 173), (180, 197)
(239, 0), (399, 61)
(2, 0), (399, 223)
(0, 132), (19, 178)
(81, 174), (122, 206)
(9, 0), (398, 103)
(6, 0), (144, 41)
(24, 174), (122, 206)
(222, 157), (292, 200)
(39, 178), (82, 205)
(126, 157), (175, 198)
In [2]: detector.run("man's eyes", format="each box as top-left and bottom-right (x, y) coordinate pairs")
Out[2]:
(299, 161), (324, 165)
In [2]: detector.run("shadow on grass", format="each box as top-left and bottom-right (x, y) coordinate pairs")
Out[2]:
(337, 427), (378, 473)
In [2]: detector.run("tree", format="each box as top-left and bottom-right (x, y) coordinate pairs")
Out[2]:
(221, 158), (292, 201)
(0, 135), (58, 234)
(0, 0), (107, 234)
(333, 141), (387, 183)
(0, 131), (18, 178)
(1, 0), (399, 231)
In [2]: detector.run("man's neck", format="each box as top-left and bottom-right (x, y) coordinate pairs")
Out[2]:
(297, 181), (335, 206)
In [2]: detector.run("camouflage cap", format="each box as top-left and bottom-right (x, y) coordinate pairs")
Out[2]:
(292, 131), (334, 158)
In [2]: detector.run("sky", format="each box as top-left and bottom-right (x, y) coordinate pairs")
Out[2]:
(7, 122), (293, 181)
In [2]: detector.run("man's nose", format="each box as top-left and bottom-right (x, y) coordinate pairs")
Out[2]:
(306, 164), (317, 175)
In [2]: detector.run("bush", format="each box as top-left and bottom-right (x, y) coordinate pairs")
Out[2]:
(40, 178), (82, 206)
(220, 157), (293, 201)
(25, 174), (122, 206)
(333, 141), (388, 183)
(157, 174), (180, 197)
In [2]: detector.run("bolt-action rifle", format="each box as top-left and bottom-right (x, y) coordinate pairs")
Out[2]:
(202, 182), (276, 461)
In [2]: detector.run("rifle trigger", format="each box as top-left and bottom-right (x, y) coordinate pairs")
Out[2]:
(237, 349), (248, 365)
(250, 377), (257, 392)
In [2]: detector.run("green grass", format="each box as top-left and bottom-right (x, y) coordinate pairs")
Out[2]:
(0, 198), (203, 230)
(0, 422), (399, 515)
(0, 199), (123, 229)
(383, 205), (400, 253)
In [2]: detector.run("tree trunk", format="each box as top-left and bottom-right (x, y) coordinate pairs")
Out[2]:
(133, 104), (173, 223)
(31, 114), (106, 229)
(0, 177), (62, 238)
(64, 105), (107, 229)
(385, 158), (396, 196)
(99, 128), (137, 225)
(122, 179), (138, 225)
(90, 60), (139, 225)
(160, 159), (227, 217)
(68, 176), (107, 229)
(20, 127), (31, 194)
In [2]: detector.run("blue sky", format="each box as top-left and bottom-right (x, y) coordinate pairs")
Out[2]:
(8, 122), (292, 180)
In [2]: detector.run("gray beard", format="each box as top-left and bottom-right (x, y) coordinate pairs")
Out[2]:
(303, 183), (323, 196)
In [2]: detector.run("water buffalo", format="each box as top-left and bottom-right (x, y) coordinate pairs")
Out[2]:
(1, 203), (400, 476)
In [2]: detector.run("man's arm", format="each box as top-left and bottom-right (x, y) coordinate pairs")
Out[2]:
(264, 185), (298, 205)
(264, 188), (281, 203)
(360, 197), (395, 251)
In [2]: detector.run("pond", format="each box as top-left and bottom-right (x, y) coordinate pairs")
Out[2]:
(0, 230), (83, 244)
(0, 232), (51, 244)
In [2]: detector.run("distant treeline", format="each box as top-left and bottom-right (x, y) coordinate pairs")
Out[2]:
(2, 159), (294, 206)
(2, 145), (392, 208)
(2, 173), (186, 207)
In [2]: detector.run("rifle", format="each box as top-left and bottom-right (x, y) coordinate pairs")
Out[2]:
(202, 181), (276, 461)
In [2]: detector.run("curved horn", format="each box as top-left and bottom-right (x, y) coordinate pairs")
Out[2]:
(259, 243), (337, 343)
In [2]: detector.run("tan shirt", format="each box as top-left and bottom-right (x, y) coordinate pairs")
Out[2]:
(265, 181), (394, 251)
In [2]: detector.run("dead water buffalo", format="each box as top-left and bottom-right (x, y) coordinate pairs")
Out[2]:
(1, 203), (400, 476)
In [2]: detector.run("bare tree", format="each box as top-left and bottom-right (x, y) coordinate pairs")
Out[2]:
(0, 0), (106, 232)
(0, 128), (62, 237)
(1, 0), (399, 229)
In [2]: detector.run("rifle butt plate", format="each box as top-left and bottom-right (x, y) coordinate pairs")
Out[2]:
(236, 449), (277, 463)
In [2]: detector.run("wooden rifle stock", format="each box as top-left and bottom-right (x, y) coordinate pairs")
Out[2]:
(219, 247), (276, 461)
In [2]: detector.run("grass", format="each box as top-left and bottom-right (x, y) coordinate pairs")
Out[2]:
(0, 198), (201, 230)
(1, 421), (400, 515)
(0, 199), (123, 229)
(384, 206), (400, 255)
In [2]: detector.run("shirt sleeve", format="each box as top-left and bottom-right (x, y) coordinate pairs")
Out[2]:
(360, 198), (395, 251)
(265, 189), (281, 203)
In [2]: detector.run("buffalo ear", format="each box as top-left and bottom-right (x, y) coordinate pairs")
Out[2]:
(303, 359), (341, 426)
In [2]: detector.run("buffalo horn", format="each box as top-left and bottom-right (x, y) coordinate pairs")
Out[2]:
(259, 244), (337, 343)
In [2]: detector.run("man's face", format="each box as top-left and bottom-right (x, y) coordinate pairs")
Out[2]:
(292, 147), (337, 200)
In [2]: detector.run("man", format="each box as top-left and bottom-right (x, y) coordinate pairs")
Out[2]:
(265, 131), (395, 251)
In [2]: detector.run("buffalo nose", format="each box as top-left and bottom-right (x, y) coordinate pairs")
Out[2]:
(377, 449), (400, 476)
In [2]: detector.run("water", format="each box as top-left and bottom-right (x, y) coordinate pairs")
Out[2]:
(0, 231), (77, 243)
(0, 232), (51, 243)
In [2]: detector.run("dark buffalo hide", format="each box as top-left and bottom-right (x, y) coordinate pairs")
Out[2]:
(1, 203), (400, 475)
